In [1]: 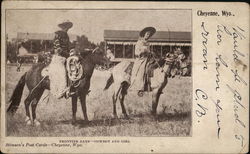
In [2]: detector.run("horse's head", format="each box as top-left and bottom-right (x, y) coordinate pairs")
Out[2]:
(90, 47), (111, 66)
(163, 56), (180, 77)
(152, 55), (179, 78)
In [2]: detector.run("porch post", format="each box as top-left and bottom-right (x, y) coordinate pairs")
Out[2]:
(105, 40), (107, 53)
(30, 40), (33, 52)
(114, 43), (116, 58)
(45, 41), (47, 52)
(122, 42), (125, 58)
(132, 43), (135, 59)
(160, 43), (163, 57)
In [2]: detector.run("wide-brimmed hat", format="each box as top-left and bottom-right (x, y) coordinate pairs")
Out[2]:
(139, 27), (156, 38)
(58, 20), (73, 29)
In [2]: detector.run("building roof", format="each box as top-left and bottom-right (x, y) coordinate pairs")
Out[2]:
(17, 32), (77, 41)
(104, 30), (191, 42)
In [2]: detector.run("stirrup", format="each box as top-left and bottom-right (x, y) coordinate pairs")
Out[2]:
(65, 91), (76, 99)
(57, 87), (71, 99)
(137, 90), (144, 97)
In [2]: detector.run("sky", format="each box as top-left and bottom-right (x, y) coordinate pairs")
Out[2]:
(6, 9), (191, 43)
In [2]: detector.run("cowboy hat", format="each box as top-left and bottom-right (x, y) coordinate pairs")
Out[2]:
(139, 27), (156, 38)
(58, 20), (73, 29)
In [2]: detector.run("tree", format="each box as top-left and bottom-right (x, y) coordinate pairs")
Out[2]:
(6, 40), (18, 62)
(76, 35), (96, 51)
(99, 41), (106, 51)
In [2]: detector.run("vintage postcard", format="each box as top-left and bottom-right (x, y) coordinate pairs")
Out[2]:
(1, 1), (249, 153)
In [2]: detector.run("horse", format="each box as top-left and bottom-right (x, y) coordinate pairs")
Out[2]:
(103, 56), (177, 119)
(7, 48), (110, 126)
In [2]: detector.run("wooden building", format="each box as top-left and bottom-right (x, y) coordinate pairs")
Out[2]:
(17, 32), (77, 53)
(104, 30), (191, 62)
(15, 32), (77, 63)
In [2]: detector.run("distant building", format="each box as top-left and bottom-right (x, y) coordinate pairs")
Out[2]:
(17, 32), (77, 53)
(104, 30), (191, 62)
(14, 32), (77, 63)
(17, 32), (77, 42)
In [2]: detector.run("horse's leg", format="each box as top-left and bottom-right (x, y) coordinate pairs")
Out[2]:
(31, 89), (45, 126)
(119, 94), (128, 119)
(152, 77), (168, 116)
(119, 83), (129, 119)
(71, 95), (78, 125)
(31, 98), (39, 126)
(79, 94), (89, 122)
(112, 92), (118, 119)
(24, 94), (34, 125)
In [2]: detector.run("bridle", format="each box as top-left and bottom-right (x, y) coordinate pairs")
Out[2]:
(150, 53), (176, 73)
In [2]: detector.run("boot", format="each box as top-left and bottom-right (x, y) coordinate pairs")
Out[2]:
(64, 87), (76, 99)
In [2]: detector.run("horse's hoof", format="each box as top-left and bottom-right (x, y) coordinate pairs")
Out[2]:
(85, 120), (90, 124)
(25, 116), (30, 122)
(112, 118), (120, 124)
(123, 114), (130, 120)
(25, 116), (32, 125)
(151, 111), (157, 116)
(34, 119), (41, 126)
(71, 121), (77, 125)
(113, 115), (119, 119)
(26, 119), (32, 125)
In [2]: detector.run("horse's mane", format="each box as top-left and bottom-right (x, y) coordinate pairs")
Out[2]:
(151, 58), (166, 69)
(79, 48), (104, 58)
(79, 49), (92, 58)
(157, 58), (166, 67)
(31, 62), (47, 70)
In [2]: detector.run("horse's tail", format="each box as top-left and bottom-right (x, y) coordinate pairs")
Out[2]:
(7, 72), (26, 114)
(104, 73), (114, 90)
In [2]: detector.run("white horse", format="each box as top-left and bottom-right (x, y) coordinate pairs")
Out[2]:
(104, 57), (176, 119)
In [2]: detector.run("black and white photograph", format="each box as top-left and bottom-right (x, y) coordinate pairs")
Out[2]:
(5, 9), (192, 137)
(2, 1), (249, 154)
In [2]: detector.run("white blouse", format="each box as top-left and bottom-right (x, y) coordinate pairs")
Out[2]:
(135, 38), (150, 57)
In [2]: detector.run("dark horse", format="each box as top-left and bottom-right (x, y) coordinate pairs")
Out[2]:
(7, 48), (110, 126)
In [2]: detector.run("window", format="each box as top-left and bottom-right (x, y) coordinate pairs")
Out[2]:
(107, 44), (115, 55)
(115, 44), (123, 58)
(162, 46), (170, 57)
(125, 45), (133, 58)
(151, 45), (162, 57)
(30, 40), (42, 53)
(41, 40), (53, 52)
(181, 46), (191, 58)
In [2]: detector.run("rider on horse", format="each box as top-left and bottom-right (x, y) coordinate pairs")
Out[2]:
(130, 27), (156, 96)
(49, 20), (74, 99)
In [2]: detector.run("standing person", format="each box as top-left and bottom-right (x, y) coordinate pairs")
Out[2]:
(48, 20), (73, 99)
(130, 27), (156, 96)
(176, 47), (185, 62)
(16, 57), (21, 72)
(106, 46), (114, 68)
(106, 46), (115, 61)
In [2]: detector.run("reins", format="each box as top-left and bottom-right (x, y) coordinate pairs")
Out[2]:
(150, 53), (174, 73)
(28, 76), (47, 97)
(152, 54), (164, 72)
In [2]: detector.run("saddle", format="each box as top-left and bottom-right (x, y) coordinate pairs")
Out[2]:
(41, 54), (84, 83)
(124, 60), (154, 76)
(124, 62), (134, 75)
(124, 60), (154, 92)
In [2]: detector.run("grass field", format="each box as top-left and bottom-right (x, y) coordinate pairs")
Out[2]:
(5, 65), (192, 137)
